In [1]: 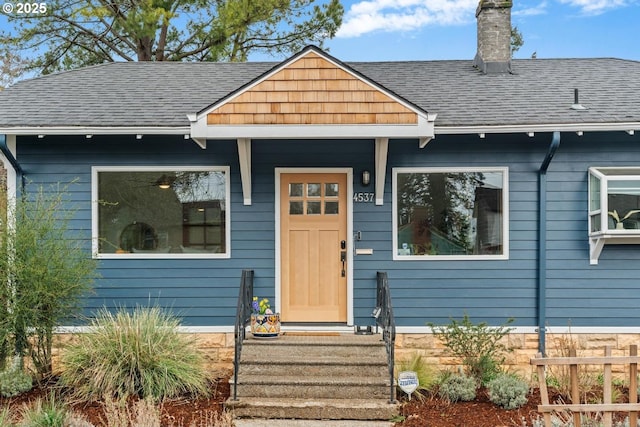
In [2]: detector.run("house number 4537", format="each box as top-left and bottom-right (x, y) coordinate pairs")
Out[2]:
(353, 192), (375, 202)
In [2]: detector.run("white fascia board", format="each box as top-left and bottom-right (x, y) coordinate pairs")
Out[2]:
(190, 115), (435, 140)
(435, 122), (640, 135)
(0, 126), (191, 136)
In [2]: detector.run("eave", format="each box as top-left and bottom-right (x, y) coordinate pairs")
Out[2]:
(435, 122), (640, 136)
(0, 126), (191, 136)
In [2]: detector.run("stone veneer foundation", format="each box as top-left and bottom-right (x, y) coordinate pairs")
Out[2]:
(51, 332), (640, 380)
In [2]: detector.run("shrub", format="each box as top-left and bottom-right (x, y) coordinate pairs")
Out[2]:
(19, 393), (68, 427)
(437, 372), (477, 403)
(395, 352), (436, 400)
(487, 373), (529, 409)
(0, 365), (32, 397)
(0, 183), (97, 381)
(60, 306), (209, 402)
(103, 398), (160, 427)
(546, 330), (602, 402)
(429, 314), (514, 385)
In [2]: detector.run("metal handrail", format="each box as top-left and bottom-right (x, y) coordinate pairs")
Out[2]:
(374, 271), (396, 403)
(232, 269), (254, 401)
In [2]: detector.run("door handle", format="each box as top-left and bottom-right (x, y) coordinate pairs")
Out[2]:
(340, 240), (347, 277)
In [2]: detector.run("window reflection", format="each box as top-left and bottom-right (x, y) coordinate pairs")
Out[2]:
(325, 201), (339, 214)
(325, 183), (339, 197)
(289, 183), (303, 197)
(396, 170), (505, 256)
(97, 170), (227, 254)
(307, 201), (321, 215)
(307, 183), (321, 197)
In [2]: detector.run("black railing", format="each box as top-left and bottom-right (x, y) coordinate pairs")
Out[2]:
(374, 271), (396, 403)
(233, 269), (254, 401)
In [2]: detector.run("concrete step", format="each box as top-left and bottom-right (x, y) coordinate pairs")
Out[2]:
(240, 357), (387, 377)
(226, 398), (399, 421)
(233, 375), (390, 399)
(234, 420), (395, 427)
(241, 340), (386, 359)
(231, 333), (396, 420)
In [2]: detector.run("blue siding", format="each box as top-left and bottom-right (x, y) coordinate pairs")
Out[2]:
(15, 131), (640, 328)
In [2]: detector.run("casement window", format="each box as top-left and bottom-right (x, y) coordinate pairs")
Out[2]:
(588, 167), (640, 264)
(589, 167), (640, 233)
(92, 166), (230, 258)
(393, 167), (509, 260)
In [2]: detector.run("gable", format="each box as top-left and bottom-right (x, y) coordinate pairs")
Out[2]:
(206, 52), (418, 126)
(189, 46), (436, 143)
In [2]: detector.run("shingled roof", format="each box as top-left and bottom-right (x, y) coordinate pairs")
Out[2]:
(1, 55), (639, 132)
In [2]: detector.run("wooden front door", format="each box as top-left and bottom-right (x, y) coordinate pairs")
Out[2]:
(280, 173), (348, 322)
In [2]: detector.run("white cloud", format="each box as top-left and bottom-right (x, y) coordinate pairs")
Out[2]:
(557, 0), (629, 15)
(513, 1), (549, 17)
(336, 0), (478, 38)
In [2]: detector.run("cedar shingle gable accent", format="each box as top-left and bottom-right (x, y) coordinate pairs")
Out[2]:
(206, 52), (417, 126)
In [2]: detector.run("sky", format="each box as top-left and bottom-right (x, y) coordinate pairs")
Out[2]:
(0, 0), (638, 64)
(314, 0), (640, 62)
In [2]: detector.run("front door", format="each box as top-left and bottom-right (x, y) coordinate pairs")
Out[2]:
(280, 173), (348, 322)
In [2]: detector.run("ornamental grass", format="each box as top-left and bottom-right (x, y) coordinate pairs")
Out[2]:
(60, 306), (209, 402)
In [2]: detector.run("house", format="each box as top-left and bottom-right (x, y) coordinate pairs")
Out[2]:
(2, 0), (640, 371)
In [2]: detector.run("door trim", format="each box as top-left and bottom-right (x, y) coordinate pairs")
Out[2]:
(275, 167), (354, 326)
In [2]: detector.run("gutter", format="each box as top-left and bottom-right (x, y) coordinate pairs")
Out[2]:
(0, 137), (25, 191)
(434, 122), (639, 135)
(537, 131), (560, 355)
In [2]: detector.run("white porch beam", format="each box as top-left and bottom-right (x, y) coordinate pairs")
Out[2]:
(237, 138), (252, 205)
(375, 137), (389, 206)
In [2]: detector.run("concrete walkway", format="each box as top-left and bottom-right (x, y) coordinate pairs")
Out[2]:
(235, 420), (395, 427)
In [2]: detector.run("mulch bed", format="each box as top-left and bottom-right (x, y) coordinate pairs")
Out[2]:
(2, 380), (637, 427)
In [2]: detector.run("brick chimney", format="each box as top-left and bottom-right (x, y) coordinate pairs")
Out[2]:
(474, 0), (512, 74)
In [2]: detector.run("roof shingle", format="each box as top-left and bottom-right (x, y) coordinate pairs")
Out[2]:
(1, 57), (639, 129)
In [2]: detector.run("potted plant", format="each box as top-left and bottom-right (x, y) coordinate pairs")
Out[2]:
(250, 297), (281, 338)
(608, 209), (640, 230)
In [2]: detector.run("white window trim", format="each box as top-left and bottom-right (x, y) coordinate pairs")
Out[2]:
(392, 166), (509, 261)
(91, 165), (231, 259)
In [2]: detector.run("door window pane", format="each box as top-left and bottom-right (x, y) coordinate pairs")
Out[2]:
(289, 183), (303, 197)
(325, 183), (339, 197)
(307, 201), (321, 215)
(325, 201), (339, 214)
(307, 183), (321, 197)
(290, 201), (304, 215)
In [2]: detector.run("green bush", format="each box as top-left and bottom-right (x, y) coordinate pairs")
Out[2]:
(60, 306), (209, 402)
(487, 373), (529, 409)
(0, 366), (32, 397)
(0, 183), (97, 380)
(429, 314), (514, 384)
(437, 372), (477, 403)
(395, 352), (436, 400)
(19, 393), (68, 427)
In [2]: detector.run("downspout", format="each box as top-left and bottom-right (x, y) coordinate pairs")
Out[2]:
(538, 131), (560, 355)
(0, 137), (25, 192)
